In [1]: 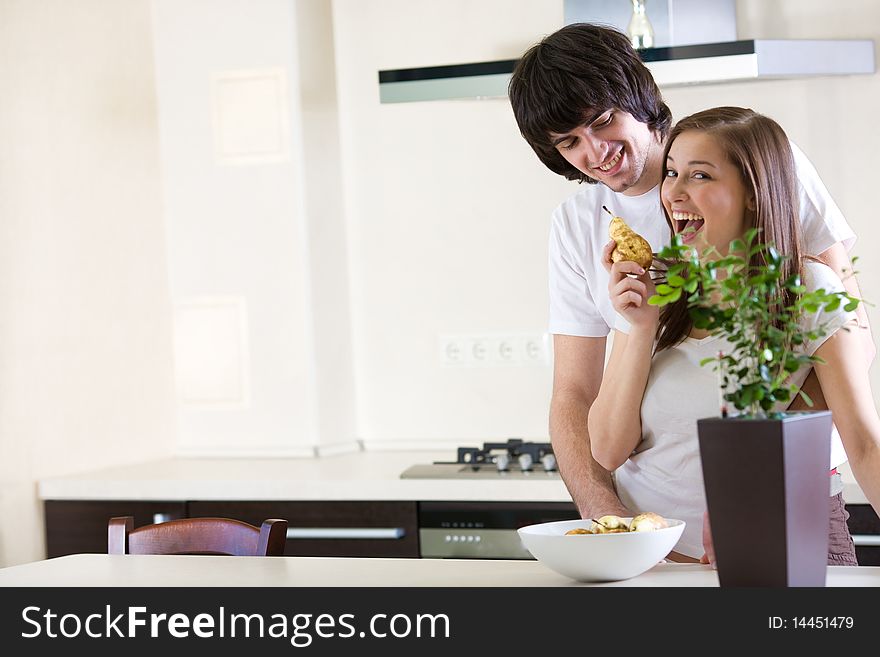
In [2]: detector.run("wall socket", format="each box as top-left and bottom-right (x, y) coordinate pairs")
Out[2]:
(438, 334), (552, 367)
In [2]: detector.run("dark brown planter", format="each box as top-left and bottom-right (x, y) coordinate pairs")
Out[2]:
(697, 411), (831, 587)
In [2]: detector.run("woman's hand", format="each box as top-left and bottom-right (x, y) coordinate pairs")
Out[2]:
(700, 510), (717, 569)
(603, 240), (659, 330)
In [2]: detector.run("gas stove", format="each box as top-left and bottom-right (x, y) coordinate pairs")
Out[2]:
(400, 439), (559, 480)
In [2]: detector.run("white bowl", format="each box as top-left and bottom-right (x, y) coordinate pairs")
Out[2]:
(518, 518), (686, 582)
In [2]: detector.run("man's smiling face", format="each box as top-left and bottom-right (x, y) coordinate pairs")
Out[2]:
(549, 110), (663, 196)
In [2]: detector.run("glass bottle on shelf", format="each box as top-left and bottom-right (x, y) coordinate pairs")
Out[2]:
(628, 0), (655, 50)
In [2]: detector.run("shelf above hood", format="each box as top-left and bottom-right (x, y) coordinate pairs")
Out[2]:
(378, 39), (875, 104)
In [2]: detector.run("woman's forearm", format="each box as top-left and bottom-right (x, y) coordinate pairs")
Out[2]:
(588, 326), (655, 470)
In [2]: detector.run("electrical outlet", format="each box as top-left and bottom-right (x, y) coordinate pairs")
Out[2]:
(439, 336), (467, 366)
(467, 337), (491, 365)
(492, 337), (518, 365)
(523, 334), (551, 365)
(439, 333), (552, 367)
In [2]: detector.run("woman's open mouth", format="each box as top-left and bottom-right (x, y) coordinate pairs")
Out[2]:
(672, 211), (705, 244)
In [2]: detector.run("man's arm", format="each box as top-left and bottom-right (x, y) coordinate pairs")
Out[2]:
(816, 242), (875, 361)
(550, 334), (631, 519)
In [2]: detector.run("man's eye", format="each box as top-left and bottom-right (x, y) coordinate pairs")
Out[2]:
(561, 139), (577, 150)
(599, 113), (613, 126)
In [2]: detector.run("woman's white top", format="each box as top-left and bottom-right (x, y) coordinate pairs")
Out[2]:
(613, 261), (858, 558)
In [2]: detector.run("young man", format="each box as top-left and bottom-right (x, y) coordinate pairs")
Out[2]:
(508, 24), (872, 552)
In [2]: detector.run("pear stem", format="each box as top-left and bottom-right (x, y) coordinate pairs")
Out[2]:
(602, 205), (613, 217)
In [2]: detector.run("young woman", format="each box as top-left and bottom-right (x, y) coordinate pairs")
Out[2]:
(587, 107), (880, 564)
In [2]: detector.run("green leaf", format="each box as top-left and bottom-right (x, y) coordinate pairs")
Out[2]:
(667, 274), (686, 287)
(798, 389), (814, 407)
(648, 292), (680, 307)
(823, 297), (841, 312)
(844, 300), (860, 312)
(655, 284), (673, 295)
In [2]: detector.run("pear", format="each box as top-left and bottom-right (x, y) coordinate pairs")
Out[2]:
(605, 207), (654, 270)
(591, 515), (630, 534)
(629, 512), (669, 532)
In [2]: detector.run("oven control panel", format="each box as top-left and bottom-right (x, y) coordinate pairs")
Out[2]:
(417, 501), (578, 559)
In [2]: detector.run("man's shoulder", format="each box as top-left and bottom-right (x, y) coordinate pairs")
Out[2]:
(552, 183), (624, 229)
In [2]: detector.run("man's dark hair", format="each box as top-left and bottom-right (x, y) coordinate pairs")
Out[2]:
(508, 23), (672, 183)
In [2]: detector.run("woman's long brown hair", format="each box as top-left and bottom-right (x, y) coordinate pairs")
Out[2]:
(655, 107), (804, 352)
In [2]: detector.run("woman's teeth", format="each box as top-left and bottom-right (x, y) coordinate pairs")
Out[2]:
(598, 150), (622, 172)
(672, 211), (705, 237)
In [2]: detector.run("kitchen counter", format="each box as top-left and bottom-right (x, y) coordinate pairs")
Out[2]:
(37, 450), (868, 504)
(37, 450), (572, 502)
(2, 553), (878, 587)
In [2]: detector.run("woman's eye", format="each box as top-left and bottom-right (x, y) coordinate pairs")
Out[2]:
(664, 169), (677, 178)
(693, 172), (710, 180)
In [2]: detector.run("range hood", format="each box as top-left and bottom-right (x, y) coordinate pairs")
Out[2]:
(379, 38), (875, 104)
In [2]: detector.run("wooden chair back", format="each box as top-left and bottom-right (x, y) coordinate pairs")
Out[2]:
(108, 516), (287, 556)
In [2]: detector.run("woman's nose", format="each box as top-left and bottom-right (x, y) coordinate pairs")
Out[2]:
(662, 176), (688, 201)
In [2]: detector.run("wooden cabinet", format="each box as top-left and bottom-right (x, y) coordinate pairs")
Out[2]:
(44, 500), (186, 558)
(44, 499), (419, 559)
(189, 501), (419, 558)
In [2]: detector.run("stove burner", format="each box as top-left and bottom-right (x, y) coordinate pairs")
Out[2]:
(399, 439), (561, 480)
(449, 439), (556, 472)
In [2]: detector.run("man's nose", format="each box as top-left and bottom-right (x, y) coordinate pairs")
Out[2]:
(583, 136), (609, 166)
(570, 129), (606, 166)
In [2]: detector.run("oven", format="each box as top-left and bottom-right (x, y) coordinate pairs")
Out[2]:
(401, 439), (578, 559)
(417, 500), (578, 559)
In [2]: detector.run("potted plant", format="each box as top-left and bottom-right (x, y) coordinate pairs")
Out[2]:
(650, 229), (860, 587)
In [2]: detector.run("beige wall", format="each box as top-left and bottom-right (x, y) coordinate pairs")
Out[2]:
(0, 0), (176, 566)
(150, 0), (357, 456)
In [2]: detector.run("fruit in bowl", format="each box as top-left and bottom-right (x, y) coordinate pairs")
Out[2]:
(518, 517), (686, 582)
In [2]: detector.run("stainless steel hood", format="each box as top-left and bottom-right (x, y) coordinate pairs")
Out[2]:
(378, 38), (875, 104)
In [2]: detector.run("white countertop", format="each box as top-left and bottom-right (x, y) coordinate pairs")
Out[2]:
(2, 553), (878, 587)
(38, 450), (573, 503)
(37, 450), (868, 505)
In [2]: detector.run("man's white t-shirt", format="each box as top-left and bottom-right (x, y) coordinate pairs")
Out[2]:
(613, 262), (857, 557)
(548, 142), (856, 337)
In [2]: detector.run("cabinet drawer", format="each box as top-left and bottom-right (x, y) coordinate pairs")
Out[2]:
(188, 501), (420, 558)
(44, 500), (187, 558)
